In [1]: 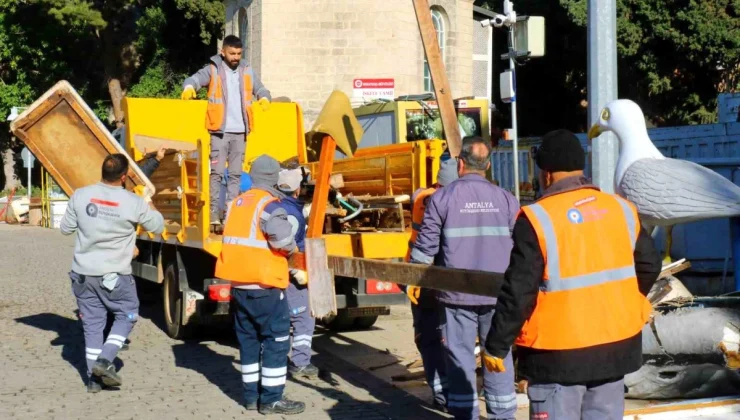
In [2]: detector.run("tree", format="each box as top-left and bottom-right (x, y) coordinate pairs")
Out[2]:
(477, 0), (740, 134)
(0, 0), (223, 189)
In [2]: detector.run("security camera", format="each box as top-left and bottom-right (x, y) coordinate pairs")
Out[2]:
(480, 13), (509, 28)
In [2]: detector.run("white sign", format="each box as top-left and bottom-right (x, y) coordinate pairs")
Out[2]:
(352, 78), (395, 101)
(21, 147), (35, 169)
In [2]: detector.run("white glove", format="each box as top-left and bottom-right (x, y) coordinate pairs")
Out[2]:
(292, 269), (308, 285)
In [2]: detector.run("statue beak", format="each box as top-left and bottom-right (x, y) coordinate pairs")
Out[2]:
(587, 124), (603, 141)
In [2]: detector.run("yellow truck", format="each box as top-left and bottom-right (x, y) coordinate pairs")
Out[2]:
(12, 81), (473, 338)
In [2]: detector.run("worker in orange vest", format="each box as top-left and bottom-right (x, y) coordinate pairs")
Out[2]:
(403, 154), (458, 412)
(181, 35), (271, 226)
(483, 130), (662, 420)
(215, 154), (304, 416)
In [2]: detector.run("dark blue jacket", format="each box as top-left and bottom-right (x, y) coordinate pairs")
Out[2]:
(410, 173), (520, 306)
(280, 196), (306, 252)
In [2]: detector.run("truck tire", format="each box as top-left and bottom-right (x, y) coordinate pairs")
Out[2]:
(354, 315), (379, 329)
(163, 262), (190, 339)
(322, 310), (354, 332)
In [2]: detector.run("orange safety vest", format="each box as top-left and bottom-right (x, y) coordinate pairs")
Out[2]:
(206, 64), (255, 133)
(214, 189), (289, 288)
(405, 188), (436, 262)
(515, 187), (652, 351)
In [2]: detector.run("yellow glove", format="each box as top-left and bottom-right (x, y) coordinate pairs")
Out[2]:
(406, 286), (421, 305)
(258, 97), (270, 112)
(181, 86), (196, 100)
(292, 269), (308, 286)
(483, 352), (506, 373)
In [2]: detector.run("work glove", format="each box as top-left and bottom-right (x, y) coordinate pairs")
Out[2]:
(406, 286), (421, 305)
(292, 269), (308, 286)
(258, 97), (270, 112)
(181, 86), (196, 100)
(483, 352), (506, 373)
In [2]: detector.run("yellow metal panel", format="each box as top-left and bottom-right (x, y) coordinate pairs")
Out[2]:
(357, 232), (411, 259)
(323, 234), (355, 257)
(122, 98), (209, 161)
(244, 102), (306, 171)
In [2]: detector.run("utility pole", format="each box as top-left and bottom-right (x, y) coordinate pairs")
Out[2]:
(481, 1), (544, 201)
(587, 0), (618, 193)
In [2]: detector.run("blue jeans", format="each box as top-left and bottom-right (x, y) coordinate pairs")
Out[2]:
(232, 287), (291, 405)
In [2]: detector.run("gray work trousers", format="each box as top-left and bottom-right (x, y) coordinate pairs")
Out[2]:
(70, 272), (139, 378)
(411, 303), (447, 407)
(441, 304), (517, 420)
(286, 281), (315, 367)
(210, 132), (246, 217)
(527, 378), (625, 420)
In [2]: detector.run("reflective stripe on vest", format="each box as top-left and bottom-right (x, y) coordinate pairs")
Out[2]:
(527, 202), (637, 292)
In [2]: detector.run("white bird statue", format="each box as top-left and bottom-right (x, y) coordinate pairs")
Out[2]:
(587, 99), (740, 262)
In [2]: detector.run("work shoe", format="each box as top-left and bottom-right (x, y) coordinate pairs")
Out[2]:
(210, 211), (221, 226)
(244, 401), (258, 411)
(258, 398), (306, 415)
(86, 379), (102, 394)
(92, 358), (122, 387)
(288, 363), (319, 379)
(120, 339), (130, 351)
(432, 400), (448, 413)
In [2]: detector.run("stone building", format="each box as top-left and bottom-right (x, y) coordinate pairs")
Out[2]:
(222, 0), (494, 123)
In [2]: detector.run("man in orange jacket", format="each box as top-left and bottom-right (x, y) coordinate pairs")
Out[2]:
(215, 155), (304, 415)
(483, 130), (661, 420)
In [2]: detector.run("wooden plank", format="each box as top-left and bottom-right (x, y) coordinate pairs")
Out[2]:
(352, 194), (410, 204)
(412, 0), (461, 156)
(306, 135), (336, 238)
(306, 238), (337, 319)
(133, 134), (198, 153)
(659, 259), (691, 278)
(290, 254), (504, 297)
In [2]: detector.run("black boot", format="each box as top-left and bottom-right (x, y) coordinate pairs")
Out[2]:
(86, 378), (102, 394)
(92, 358), (122, 387)
(259, 398), (306, 415)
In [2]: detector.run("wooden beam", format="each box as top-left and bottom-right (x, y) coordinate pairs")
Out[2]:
(306, 135), (336, 238)
(305, 238), (337, 319)
(289, 254), (504, 297)
(412, 0), (462, 156)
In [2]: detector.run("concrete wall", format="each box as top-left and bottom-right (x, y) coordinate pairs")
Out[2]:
(224, 0), (475, 125)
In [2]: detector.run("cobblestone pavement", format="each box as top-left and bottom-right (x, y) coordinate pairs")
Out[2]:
(0, 224), (450, 420)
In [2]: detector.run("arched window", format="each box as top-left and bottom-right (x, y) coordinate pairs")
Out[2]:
(423, 8), (446, 92)
(238, 7), (248, 59)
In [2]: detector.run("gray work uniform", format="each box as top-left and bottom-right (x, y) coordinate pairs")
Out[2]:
(61, 182), (164, 379)
(183, 55), (271, 218)
(528, 379), (625, 420)
(411, 174), (520, 420)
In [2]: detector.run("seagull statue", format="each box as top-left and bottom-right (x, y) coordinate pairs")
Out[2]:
(587, 99), (740, 262)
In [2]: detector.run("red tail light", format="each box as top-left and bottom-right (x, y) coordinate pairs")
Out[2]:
(208, 284), (231, 302)
(366, 279), (402, 294)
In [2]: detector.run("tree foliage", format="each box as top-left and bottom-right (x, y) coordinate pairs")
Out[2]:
(0, 0), (223, 187)
(478, 0), (740, 135)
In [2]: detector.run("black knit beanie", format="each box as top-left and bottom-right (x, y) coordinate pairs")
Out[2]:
(536, 129), (586, 172)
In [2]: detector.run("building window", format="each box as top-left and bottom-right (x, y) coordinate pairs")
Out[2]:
(238, 7), (248, 59)
(423, 8), (446, 93)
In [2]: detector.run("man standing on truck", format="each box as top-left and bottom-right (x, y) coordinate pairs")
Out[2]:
(60, 154), (165, 393)
(275, 168), (318, 379)
(410, 137), (520, 420)
(215, 154), (305, 415)
(403, 154), (458, 412)
(181, 35), (272, 226)
(483, 130), (661, 420)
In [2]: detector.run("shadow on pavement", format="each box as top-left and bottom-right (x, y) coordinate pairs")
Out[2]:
(171, 341), (244, 408)
(15, 312), (89, 385)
